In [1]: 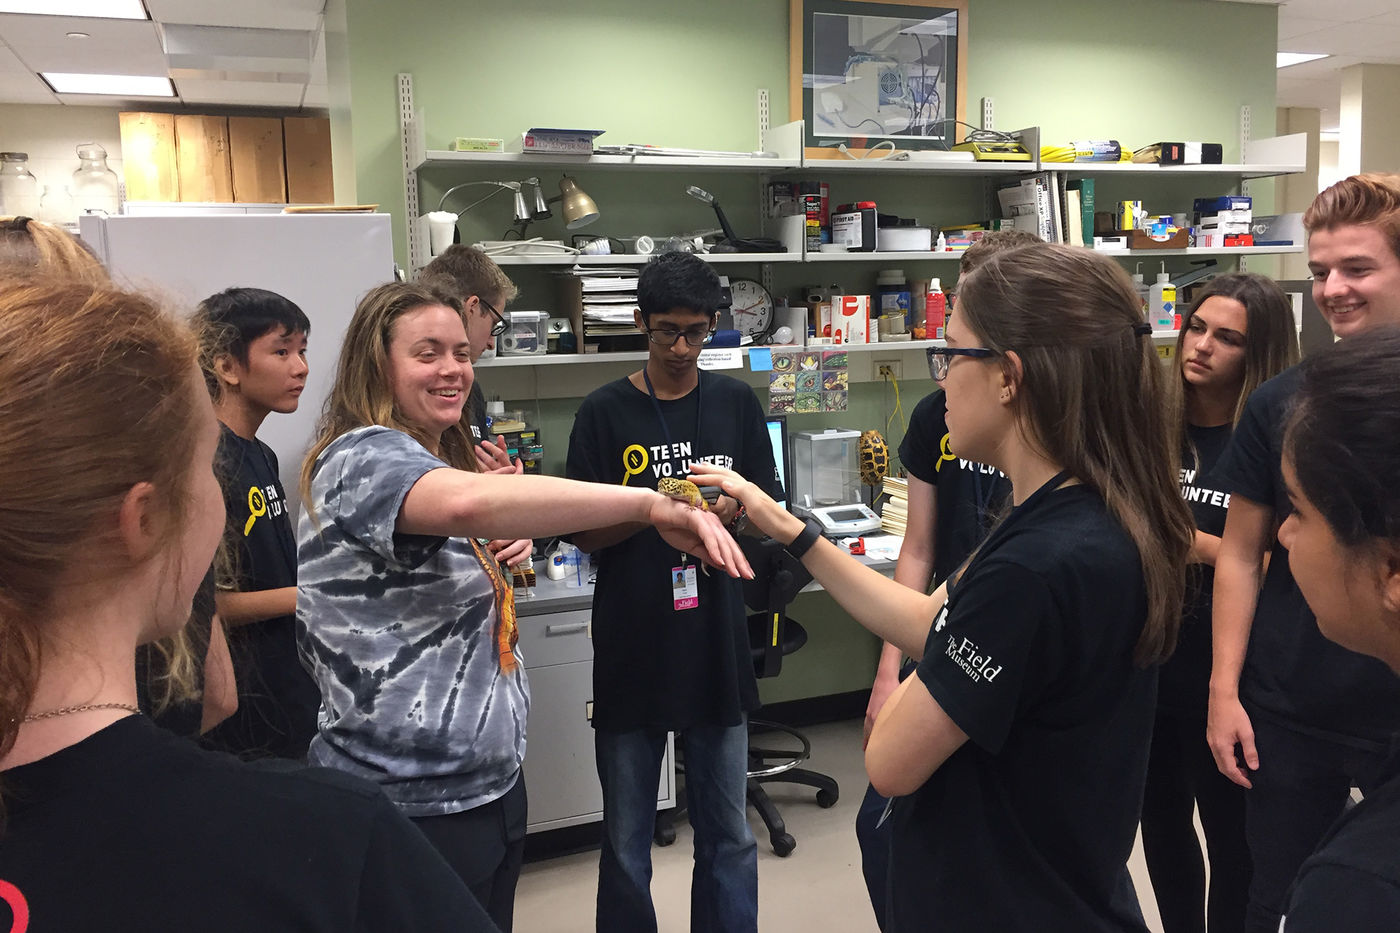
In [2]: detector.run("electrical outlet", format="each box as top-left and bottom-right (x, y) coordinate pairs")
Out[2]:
(877, 360), (901, 380)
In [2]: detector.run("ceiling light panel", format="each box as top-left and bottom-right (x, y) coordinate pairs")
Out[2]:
(1277, 51), (1329, 68)
(0, 0), (147, 18)
(42, 71), (173, 95)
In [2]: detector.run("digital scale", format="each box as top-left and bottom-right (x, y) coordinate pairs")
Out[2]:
(809, 503), (882, 537)
(950, 140), (1032, 161)
(790, 428), (884, 537)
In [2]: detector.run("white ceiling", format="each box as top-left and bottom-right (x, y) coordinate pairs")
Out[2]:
(1224, 0), (1400, 132)
(0, 0), (327, 110)
(0, 0), (1392, 123)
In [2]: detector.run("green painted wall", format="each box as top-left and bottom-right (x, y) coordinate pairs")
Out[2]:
(340, 0), (1278, 702)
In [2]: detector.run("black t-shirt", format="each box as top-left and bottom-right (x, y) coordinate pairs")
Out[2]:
(1282, 738), (1400, 931)
(566, 372), (780, 732)
(467, 380), (489, 445)
(889, 483), (1154, 933)
(135, 567), (216, 738)
(0, 716), (498, 933)
(1215, 366), (1400, 744)
(1158, 422), (1233, 718)
(899, 390), (1011, 586)
(202, 424), (319, 760)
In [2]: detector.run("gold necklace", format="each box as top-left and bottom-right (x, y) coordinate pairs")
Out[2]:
(22, 702), (141, 723)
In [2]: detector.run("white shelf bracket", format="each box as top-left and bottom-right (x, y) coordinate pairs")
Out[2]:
(399, 72), (425, 274)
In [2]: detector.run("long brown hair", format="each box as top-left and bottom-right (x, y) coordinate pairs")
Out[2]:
(1168, 273), (1300, 468)
(0, 280), (202, 766)
(955, 244), (1196, 665)
(301, 281), (477, 514)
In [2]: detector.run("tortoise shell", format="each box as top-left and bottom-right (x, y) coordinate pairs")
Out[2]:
(858, 429), (889, 486)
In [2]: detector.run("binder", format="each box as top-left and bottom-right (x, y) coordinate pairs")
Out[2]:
(1067, 178), (1095, 247)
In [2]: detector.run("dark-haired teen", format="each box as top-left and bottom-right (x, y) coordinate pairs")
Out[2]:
(693, 243), (1195, 932)
(1141, 274), (1298, 933)
(193, 286), (320, 760)
(566, 251), (780, 933)
(1207, 174), (1400, 933)
(1271, 331), (1400, 930)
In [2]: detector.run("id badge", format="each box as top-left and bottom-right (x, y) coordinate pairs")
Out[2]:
(671, 564), (699, 611)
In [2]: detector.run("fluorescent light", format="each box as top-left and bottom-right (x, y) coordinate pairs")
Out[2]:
(42, 72), (174, 96)
(0, 0), (148, 17)
(1277, 52), (1329, 68)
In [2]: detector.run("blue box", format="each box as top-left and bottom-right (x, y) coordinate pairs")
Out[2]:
(1193, 196), (1252, 213)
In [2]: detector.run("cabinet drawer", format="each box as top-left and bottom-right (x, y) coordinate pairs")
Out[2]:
(517, 608), (592, 668)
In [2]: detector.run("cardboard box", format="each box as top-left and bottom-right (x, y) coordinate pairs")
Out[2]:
(828, 295), (872, 344)
(174, 114), (231, 203)
(119, 112), (179, 201)
(283, 116), (333, 204)
(510, 128), (603, 155)
(228, 116), (286, 203)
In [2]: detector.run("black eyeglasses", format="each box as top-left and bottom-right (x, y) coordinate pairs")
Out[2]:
(646, 325), (715, 347)
(480, 297), (508, 337)
(926, 345), (996, 381)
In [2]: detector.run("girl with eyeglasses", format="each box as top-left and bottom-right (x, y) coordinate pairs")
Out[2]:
(692, 243), (1194, 931)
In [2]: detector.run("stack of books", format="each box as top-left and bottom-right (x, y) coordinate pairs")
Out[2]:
(555, 266), (644, 353)
(880, 475), (909, 537)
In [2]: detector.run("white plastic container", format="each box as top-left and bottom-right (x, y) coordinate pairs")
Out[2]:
(500, 310), (548, 355)
(1149, 263), (1177, 330)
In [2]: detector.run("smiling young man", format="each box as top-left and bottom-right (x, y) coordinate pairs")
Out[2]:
(195, 287), (321, 761)
(565, 252), (779, 933)
(1207, 173), (1400, 933)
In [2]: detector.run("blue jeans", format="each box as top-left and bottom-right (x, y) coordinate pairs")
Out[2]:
(595, 720), (758, 933)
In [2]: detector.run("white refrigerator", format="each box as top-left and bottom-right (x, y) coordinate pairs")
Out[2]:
(79, 213), (397, 509)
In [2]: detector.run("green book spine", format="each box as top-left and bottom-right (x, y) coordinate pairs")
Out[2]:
(1069, 178), (1096, 241)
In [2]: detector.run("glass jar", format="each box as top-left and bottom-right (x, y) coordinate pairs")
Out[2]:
(38, 185), (76, 227)
(0, 151), (41, 219)
(71, 142), (120, 216)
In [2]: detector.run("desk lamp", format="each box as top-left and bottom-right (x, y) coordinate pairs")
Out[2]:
(685, 185), (784, 253)
(431, 176), (600, 241)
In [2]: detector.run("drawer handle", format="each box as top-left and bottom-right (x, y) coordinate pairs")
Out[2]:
(545, 622), (589, 637)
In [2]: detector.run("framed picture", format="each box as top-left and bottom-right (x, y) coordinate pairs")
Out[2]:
(789, 0), (968, 158)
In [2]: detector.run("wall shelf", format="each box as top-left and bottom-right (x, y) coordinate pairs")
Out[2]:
(475, 337), (946, 370)
(1093, 245), (1304, 258)
(487, 251), (800, 267)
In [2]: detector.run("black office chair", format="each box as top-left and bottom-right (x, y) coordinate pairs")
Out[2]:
(738, 534), (840, 857)
(652, 535), (839, 857)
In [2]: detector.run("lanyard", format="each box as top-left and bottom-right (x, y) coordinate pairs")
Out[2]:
(642, 367), (702, 453)
(950, 469), (1072, 599)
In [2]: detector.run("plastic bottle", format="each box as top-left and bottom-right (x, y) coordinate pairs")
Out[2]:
(71, 142), (121, 216)
(935, 231), (948, 252)
(925, 278), (947, 340)
(1149, 263), (1177, 331)
(0, 152), (40, 219)
(1131, 262), (1150, 318)
(875, 268), (910, 326)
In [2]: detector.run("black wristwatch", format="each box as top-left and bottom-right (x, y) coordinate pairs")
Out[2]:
(785, 517), (824, 559)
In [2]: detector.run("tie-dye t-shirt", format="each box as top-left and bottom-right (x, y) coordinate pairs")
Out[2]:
(296, 425), (529, 817)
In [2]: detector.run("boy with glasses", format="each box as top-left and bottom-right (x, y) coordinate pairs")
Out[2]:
(566, 251), (780, 933)
(420, 245), (532, 570)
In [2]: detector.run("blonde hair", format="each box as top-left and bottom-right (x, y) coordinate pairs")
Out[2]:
(0, 280), (202, 764)
(301, 281), (478, 514)
(0, 216), (107, 283)
(956, 244), (1196, 665)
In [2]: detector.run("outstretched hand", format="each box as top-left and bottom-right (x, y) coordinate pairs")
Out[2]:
(475, 436), (521, 475)
(648, 494), (752, 579)
(685, 461), (795, 542)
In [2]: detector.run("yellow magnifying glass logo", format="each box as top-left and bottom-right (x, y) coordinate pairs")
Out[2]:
(621, 444), (649, 486)
(244, 486), (268, 536)
(935, 433), (956, 473)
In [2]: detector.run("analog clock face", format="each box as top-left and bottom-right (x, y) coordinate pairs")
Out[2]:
(728, 278), (774, 337)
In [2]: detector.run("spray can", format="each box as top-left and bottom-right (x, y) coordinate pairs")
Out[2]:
(925, 278), (947, 340)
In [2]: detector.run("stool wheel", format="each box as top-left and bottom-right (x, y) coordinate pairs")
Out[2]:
(770, 831), (796, 857)
(816, 788), (839, 809)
